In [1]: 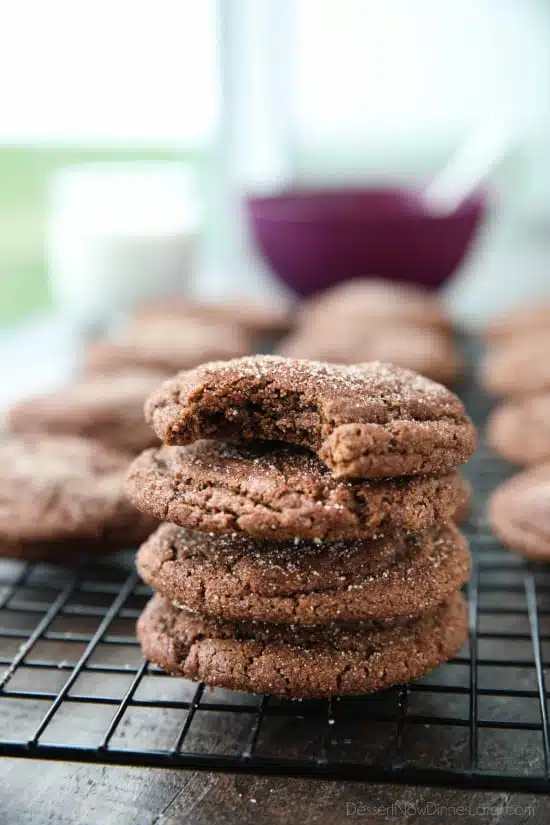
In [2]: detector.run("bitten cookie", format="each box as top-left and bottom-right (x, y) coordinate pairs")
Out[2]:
(488, 463), (550, 560)
(0, 436), (157, 561)
(137, 521), (470, 623)
(297, 278), (452, 332)
(145, 356), (476, 479)
(135, 297), (293, 336)
(487, 393), (550, 466)
(278, 326), (462, 386)
(125, 440), (468, 541)
(85, 317), (252, 376)
(478, 332), (550, 397)
(8, 370), (165, 455)
(137, 591), (468, 698)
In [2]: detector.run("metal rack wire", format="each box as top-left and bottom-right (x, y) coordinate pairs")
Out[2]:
(1, 351), (550, 791)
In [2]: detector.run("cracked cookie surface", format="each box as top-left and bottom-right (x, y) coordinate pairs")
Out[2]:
(144, 355), (475, 479)
(137, 521), (470, 623)
(137, 590), (467, 698)
(0, 435), (157, 560)
(125, 440), (468, 541)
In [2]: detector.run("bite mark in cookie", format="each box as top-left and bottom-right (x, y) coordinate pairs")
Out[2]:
(145, 356), (476, 479)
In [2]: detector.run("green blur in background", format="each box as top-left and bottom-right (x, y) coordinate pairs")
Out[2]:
(0, 147), (196, 327)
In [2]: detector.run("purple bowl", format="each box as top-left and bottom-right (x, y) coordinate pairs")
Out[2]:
(245, 187), (485, 297)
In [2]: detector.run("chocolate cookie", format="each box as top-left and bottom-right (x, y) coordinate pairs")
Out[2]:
(483, 302), (550, 345)
(8, 370), (165, 455)
(137, 521), (470, 623)
(488, 463), (550, 560)
(137, 591), (467, 698)
(478, 332), (550, 397)
(126, 440), (467, 541)
(145, 356), (475, 479)
(298, 278), (452, 332)
(487, 394), (550, 466)
(0, 436), (157, 560)
(278, 326), (462, 386)
(85, 317), (252, 376)
(135, 297), (293, 336)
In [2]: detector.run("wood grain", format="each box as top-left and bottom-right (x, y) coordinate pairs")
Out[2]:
(0, 759), (548, 825)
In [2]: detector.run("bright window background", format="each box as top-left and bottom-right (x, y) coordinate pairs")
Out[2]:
(0, 0), (217, 325)
(0, 0), (217, 145)
(291, 0), (550, 179)
(1, 0), (549, 327)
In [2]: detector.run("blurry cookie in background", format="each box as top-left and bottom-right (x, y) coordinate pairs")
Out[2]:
(84, 316), (252, 376)
(454, 476), (473, 524)
(483, 301), (550, 346)
(0, 436), (157, 561)
(278, 325), (463, 386)
(478, 331), (550, 397)
(488, 463), (550, 561)
(134, 297), (294, 339)
(487, 393), (550, 467)
(297, 277), (453, 332)
(8, 370), (165, 455)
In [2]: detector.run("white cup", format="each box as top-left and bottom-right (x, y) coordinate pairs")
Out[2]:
(47, 162), (201, 327)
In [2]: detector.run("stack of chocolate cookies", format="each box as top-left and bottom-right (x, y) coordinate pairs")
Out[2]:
(126, 355), (476, 699)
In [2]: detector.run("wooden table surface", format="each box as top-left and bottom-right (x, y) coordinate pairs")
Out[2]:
(1, 757), (548, 824)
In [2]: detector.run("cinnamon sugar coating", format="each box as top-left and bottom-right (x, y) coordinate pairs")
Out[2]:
(126, 440), (467, 541)
(145, 356), (475, 479)
(137, 521), (471, 623)
(137, 591), (467, 698)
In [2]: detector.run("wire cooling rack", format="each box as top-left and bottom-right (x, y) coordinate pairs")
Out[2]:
(2, 349), (550, 791)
